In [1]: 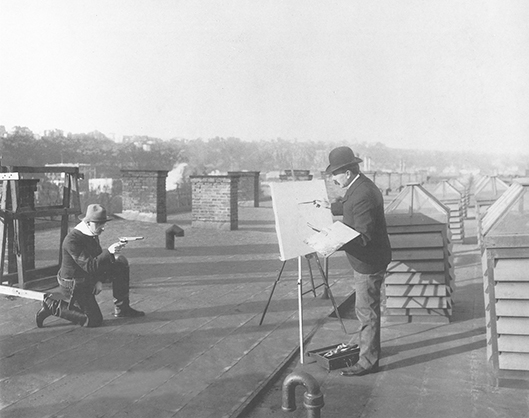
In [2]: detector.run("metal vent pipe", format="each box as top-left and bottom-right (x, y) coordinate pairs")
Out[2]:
(282, 371), (324, 418)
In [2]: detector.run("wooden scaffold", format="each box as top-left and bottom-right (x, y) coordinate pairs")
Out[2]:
(0, 165), (82, 296)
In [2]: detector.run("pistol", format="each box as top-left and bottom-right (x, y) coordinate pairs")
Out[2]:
(119, 236), (145, 244)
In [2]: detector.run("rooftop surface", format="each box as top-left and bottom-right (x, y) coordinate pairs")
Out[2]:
(1, 201), (528, 418)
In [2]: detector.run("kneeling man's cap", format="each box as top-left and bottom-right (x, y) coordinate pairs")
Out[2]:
(326, 146), (363, 174)
(79, 204), (112, 222)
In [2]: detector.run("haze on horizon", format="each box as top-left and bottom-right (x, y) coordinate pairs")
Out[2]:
(1, 0), (528, 156)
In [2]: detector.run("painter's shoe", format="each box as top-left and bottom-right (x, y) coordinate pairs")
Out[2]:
(341, 361), (379, 377)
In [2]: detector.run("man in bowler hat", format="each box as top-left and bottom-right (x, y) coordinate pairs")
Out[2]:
(320, 146), (392, 376)
(36, 204), (145, 328)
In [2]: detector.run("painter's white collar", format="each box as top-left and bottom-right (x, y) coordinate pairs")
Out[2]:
(347, 174), (360, 190)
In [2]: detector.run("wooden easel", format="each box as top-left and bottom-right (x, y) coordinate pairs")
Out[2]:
(258, 253), (346, 364)
(0, 166), (82, 290)
(259, 253), (346, 330)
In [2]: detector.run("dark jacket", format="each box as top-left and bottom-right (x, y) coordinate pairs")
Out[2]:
(60, 229), (115, 285)
(331, 173), (392, 274)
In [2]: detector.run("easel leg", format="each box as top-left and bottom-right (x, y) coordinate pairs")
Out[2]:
(0, 180), (7, 283)
(305, 254), (317, 297)
(314, 254), (348, 335)
(322, 257), (329, 299)
(297, 256), (304, 364)
(259, 260), (287, 326)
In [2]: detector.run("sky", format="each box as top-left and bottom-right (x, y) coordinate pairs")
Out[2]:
(1, 0), (528, 155)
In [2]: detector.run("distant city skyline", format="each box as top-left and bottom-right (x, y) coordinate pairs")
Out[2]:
(1, 1), (528, 156)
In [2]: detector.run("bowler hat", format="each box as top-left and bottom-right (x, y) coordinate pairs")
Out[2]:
(326, 146), (363, 174)
(79, 204), (112, 223)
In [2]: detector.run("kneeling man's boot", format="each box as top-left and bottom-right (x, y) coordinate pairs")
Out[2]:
(36, 294), (53, 328)
(58, 308), (88, 326)
(37, 294), (87, 327)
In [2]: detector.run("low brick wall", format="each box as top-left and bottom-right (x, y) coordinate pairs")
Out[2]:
(120, 170), (168, 223)
(191, 175), (239, 230)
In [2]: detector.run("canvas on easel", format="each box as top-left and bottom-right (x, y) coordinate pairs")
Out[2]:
(270, 180), (333, 261)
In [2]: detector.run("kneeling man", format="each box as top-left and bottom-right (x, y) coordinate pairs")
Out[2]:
(36, 204), (145, 328)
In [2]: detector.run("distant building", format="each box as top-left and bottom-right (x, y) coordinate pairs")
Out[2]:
(44, 163), (95, 186)
(43, 129), (64, 138)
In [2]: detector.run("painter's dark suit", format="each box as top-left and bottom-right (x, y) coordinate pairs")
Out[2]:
(331, 173), (392, 368)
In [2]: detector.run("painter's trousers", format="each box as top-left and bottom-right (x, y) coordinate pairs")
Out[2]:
(348, 268), (386, 369)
